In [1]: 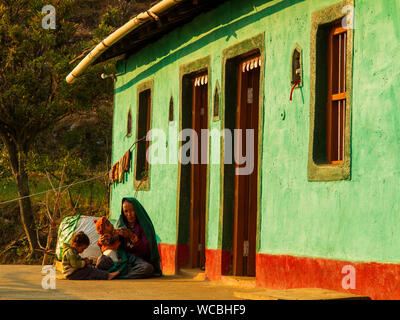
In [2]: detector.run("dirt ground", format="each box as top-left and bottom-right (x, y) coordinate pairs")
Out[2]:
(0, 265), (251, 300)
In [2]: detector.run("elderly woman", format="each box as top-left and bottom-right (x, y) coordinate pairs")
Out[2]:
(96, 197), (161, 278)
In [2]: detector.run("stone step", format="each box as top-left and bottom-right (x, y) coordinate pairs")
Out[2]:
(219, 276), (256, 289)
(178, 268), (207, 281)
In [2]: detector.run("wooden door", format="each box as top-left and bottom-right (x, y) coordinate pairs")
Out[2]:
(233, 55), (260, 276)
(189, 73), (208, 269)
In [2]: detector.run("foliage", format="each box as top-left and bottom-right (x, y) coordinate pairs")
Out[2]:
(0, 142), (12, 181)
(0, 0), (109, 257)
(0, 0), (153, 262)
(0, 0), (149, 173)
(1, 0), (75, 141)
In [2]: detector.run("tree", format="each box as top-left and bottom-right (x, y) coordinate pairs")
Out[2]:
(0, 0), (114, 257)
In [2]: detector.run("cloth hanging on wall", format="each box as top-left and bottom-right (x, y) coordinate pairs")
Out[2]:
(118, 157), (124, 183)
(111, 162), (119, 183)
(122, 150), (130, 172)
(110, 150), (131, 184)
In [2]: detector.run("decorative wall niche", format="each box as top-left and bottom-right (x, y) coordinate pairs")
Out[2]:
(291, 44), (303, 87)
(169, 96), (174, 123)
(127, 108), (132, 136)
(213, 81), (220, 121)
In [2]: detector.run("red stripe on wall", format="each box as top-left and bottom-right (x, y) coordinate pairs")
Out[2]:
(205, 249), (232, 281)
(157, 245), (397, 299)
(256, 253), (400, 300)
(157, 243), (192, 275)
(157, 243), (176, 275)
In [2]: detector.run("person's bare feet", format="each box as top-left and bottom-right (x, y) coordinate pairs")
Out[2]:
(108, 270), (120, 280)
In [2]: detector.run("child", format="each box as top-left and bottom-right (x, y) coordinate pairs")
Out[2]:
(62, 231), (120, 280)
(95, 217), (121, 263)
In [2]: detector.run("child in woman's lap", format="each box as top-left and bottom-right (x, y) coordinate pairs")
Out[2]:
(95, 217), (121, 263)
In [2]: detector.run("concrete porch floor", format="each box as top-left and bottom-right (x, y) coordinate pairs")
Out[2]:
(0, 265), (369, 300)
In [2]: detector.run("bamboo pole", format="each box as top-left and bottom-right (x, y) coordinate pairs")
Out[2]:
(66, 0), (184, 84)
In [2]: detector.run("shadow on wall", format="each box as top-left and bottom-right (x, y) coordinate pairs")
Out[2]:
(115, 0), (305, 94)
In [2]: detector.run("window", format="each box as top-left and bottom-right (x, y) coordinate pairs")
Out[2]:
(327, 26), (347, 164)
(127, 109), (132, 136)
(308, 0), (353, 181)
(135, 88), (151, 183)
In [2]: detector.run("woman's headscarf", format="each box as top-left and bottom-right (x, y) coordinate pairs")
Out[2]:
(115, 197), (162, 276)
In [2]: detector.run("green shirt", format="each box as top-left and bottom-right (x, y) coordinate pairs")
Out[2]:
(61, 243), (85, 275)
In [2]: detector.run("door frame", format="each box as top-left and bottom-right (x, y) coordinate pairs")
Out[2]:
(189, 70), (209, 268)
(176, 56), (211, 270)
(219, 34), (265, 276)
(232, 53), (261, 276)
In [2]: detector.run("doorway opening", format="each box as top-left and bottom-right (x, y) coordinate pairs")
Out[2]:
(222, 50), (261, 276)
(177, 70), (209, 270)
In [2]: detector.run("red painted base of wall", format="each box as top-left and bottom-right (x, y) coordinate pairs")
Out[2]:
(159, 244), (395, 299)
(205, 249), (231, 281)
(157, 243), (176, 275)
(256, 253), (400, 300)
(157, 243), (190, 275)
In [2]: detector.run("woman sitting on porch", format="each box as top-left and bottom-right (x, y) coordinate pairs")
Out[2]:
(96, 197), (161, 278)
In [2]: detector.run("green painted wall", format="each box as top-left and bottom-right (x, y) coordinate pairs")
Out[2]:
(110, 0), (400, 263)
